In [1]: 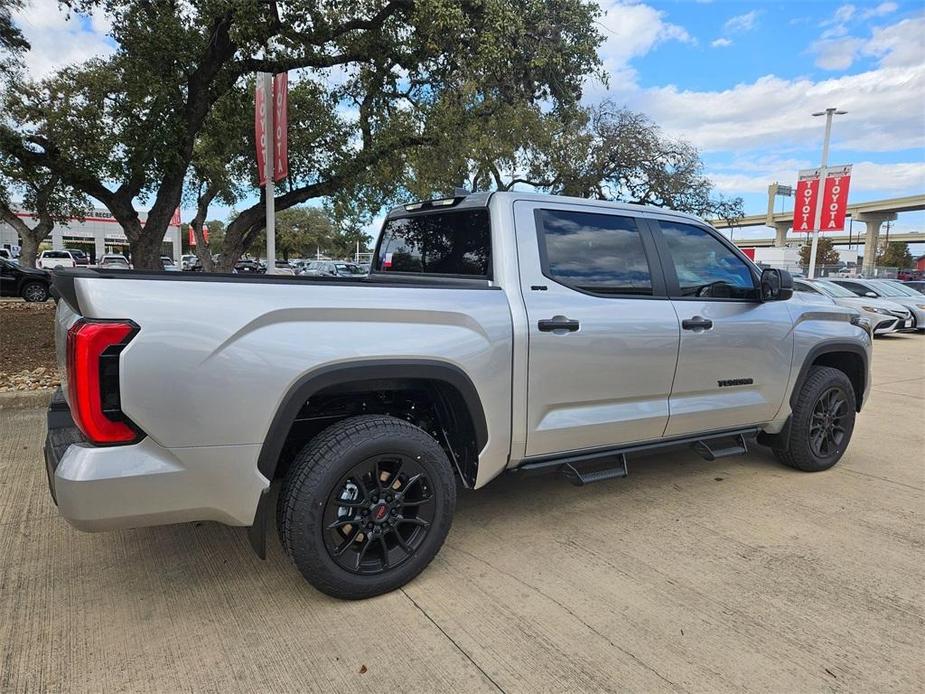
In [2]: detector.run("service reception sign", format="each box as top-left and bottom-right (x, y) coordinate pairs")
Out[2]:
(794, 165), (852, 232)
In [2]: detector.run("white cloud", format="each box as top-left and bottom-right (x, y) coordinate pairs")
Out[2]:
(724, 10), (761, 34)
(861, 2), (898, 19)
(711, 37), (733, 48)
(812, 37), (864, 70)
(12, 0), (114, 79)
(811, 14), (925, 71)
(709, 161), (925, 195)
(594, 1), (693, 87)
(628, 64), (925, 154)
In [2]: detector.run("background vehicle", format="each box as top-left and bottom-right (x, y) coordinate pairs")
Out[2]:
(0, 258), (50, 301)
(271, 260), (295, 275)
(98, 254), (131, 269)
(234, 259), (263, 273)
(181, 254), (202, 271)
(300, 260), (366, 278)
(793, 278), (911, 335)
(901, 280), (925, 294)
(830, 278), (925, 332)
(160, 256), (180, 271)
(36, 250), (76, 269)
(0, 248), (18, 263)
(67, 249), (90, 267)
(44, 192), (871, 600)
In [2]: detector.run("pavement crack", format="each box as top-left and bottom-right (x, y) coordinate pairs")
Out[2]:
(446, 543), (687, 693)
(839, 467), (924, 492)
(400, 588), (506, 693)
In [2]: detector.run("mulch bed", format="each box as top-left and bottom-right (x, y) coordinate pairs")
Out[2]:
(0, 300), (60, 391)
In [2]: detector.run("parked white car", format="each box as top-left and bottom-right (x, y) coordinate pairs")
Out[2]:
(793, 279), (911, 336)
(830, 278), (925, 332)
(36, 250), (76, 269)
(98, 254), (131, 269)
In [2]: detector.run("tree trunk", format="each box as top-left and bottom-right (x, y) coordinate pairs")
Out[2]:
(129, 228), (166, 270)
(19, 233), (40, 268)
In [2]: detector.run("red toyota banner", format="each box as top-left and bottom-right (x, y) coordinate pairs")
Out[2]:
(188, 224), (209, 247)
(255, 77), (269, 186)
(188, 227), (196, 246)
(819, 165), (852, 231)
(255, 73), (288, 185)
(170, 207), (181, 226)
(794, 170), (820, 232)
(273, 72), (288, 182)
(793, 165), (852, 232)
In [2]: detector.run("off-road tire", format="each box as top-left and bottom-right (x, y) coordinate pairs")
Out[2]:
(21, 281), (49, 302)
(277, 414), (456, 599)
(774, 366), (856, 472)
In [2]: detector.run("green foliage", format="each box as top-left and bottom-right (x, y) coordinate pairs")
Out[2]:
(799, 236), (841, 268)
(877, 241), (914, 269)
(250, 206), (366, 260)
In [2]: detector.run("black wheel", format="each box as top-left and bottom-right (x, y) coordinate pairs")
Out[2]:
(277, 414), (456, 599)
(774, 366), (856, 472)
(21, 281), (49, 302)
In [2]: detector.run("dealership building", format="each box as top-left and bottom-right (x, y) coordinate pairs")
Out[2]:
(0, 207), (183, 263)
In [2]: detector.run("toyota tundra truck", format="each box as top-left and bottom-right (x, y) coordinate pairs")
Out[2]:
(44, 191), (872, 599)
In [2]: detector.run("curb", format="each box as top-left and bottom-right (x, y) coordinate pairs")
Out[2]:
(0, 389), (56, 410)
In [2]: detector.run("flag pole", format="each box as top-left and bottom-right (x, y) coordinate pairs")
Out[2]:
(262, 72), (276, 274)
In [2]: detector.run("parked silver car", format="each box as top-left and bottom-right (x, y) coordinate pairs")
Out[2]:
(44, 191), (872, 599)
(793, 279), (911, 335)
(829, 278), (925, 332)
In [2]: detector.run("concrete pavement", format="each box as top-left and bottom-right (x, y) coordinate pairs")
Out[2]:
(1, 335), (922, 692)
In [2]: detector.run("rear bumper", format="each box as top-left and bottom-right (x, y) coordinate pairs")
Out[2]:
(44, 389), (268, 531)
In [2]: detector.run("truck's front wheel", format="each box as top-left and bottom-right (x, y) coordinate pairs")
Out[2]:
(774, 366), (856, 472)
(277, 415), (456, 599)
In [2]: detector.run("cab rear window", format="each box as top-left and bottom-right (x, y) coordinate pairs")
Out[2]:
(375, 210), (491, 277)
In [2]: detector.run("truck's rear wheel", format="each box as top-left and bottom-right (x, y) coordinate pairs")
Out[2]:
(277, 415), (456, 599)
(774, 366), (856, 472)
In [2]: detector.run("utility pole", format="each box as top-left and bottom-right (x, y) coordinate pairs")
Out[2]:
(808, 107), (846, 278)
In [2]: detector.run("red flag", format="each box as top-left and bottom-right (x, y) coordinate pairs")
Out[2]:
(273, 72), (288, 182)
(819, 166), (852, 232)
(170, 207), (181, 226)
(188, 227), (196, 246)
(793, 171), (820, 232)
(255, 76), (269, 186)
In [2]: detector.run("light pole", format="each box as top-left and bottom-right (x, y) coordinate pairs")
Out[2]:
(807, 107), (846, 278)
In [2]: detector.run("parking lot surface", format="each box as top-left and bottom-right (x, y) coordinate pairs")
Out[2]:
(1, 335), (922, 693)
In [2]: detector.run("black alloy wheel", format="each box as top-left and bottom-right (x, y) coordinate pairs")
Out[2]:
(808, 387), (848, 458)
(323, 453), (435, 575)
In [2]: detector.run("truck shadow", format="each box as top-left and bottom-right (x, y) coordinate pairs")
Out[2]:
(83, 440), (793, 601)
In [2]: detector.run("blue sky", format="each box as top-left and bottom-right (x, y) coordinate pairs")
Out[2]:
(11, 0), (925, 244)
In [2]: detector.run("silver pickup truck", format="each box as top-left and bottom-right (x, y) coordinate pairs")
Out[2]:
(45, 191), (872, 599)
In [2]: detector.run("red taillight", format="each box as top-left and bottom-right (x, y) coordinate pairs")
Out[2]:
(66, 319), (141, 445)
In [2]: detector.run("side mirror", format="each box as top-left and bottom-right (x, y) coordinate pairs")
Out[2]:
(760, 268), (793, 301)
(865, 291), (877, 298)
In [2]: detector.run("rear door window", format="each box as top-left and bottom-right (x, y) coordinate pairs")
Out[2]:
(376, 209), (491, 277)
(535, 209), (654, 296)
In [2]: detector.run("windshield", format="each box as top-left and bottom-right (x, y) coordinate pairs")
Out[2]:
(43, 251), (70, 258)
(813, 280), (857, 298)
(881, 280), (920, 297)
(867, 280), (906, 297)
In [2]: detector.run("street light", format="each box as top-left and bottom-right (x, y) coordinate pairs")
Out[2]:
(807, 108), (847, 278)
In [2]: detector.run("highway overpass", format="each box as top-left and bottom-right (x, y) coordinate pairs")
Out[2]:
(732, 231), (925, 248)
(711, 194), (925, 274)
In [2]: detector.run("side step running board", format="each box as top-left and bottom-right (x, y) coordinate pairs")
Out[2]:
(691, 434), (748, 461)
(561, 455), (628, 487)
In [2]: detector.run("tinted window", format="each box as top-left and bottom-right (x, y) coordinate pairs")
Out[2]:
(794, 281), (820, 294)
(536, 209), (652, 296)
(832, 281), (868, 296)
(377, 209), (491, 277)
(43, 251), (70, 258)
(659, 222), (757, 299)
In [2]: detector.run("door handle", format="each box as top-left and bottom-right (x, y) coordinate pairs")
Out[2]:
(538, 316), (580, 333)
(681, 316), (713, 331)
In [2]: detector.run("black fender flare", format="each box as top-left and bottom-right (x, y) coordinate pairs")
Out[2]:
(256, 359), (488, 483)
(789, 340), (869, 411)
